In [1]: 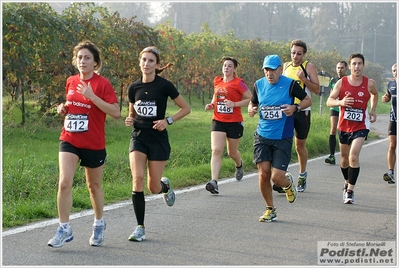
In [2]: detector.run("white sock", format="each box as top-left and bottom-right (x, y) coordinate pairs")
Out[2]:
(59, 222), (70, 230)
(94, 217), (104, 226)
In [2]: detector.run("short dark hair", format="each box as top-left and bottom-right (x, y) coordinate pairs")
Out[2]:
(291, 39), (307, 54)
(337, 60), (348, 67)
(349, 53), (365, 65)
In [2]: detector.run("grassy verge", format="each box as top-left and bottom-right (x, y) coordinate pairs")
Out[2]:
(2, 93), (390, 229)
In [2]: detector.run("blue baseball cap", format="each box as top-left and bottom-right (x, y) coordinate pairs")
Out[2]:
(262, 55), (282, 70)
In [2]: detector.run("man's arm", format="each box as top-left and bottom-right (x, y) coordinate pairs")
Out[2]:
(381, 82), (391, 103)
(369, 79), (378, 123)
(303, 62), (320, 94)
(282, 62), (289, 71)
(248, 84), (259, 118)
(298, 95), (312, 111)
(327, 79), (344, 107)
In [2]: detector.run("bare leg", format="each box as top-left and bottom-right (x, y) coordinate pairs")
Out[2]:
(210, 131), (227, 181)
(85, 165), (105, 220)
(295, 137), (308, 174)
(57, 152), (79, 223)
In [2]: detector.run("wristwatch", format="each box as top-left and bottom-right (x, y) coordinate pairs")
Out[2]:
(166, 116), (174, 125)
(296, 105), (302, 113)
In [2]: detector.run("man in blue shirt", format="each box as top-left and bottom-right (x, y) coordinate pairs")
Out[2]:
(248, 55), (312, 222)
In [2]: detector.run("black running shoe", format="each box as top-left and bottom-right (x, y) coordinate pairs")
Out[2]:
(272, 184), (285, 193)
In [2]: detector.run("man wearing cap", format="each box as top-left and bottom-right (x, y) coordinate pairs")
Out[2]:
(248, 54), (312, 222)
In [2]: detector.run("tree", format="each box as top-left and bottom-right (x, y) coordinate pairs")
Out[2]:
(2, 1), (387, 129)
(155, 2), (396, 71)
(100, 2), (153, 26)
(3, 2), (70, 125)
(2, 2), (159, 125)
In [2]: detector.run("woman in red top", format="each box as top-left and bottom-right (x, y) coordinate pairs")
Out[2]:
(48, 40), (120, 248)
(204, 56), (252, 194)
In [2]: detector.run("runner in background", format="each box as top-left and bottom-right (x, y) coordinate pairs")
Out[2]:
(325, 61), (348, 165)
(381, 63), (397, 184)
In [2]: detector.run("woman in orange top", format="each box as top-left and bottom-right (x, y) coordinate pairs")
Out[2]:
(204, 56), (252, 194)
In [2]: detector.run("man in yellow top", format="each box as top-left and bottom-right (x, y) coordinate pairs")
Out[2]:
(274, 39), (320, 193)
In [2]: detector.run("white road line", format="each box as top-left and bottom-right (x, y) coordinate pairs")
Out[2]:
(2, 138), (387, 237)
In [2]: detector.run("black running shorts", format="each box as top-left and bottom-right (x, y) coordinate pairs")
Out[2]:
(129, 128), (171, 161)
(294, 110), (311, 139)
(59, 141), (107, 168)
(388, 121), (397, 136)
(338, 129), (369, 145)
(211, 119), (244, 139)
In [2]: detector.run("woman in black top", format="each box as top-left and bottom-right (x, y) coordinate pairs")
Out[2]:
(124, 46), (190, 241)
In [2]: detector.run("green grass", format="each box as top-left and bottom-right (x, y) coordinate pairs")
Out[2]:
(2, 92), (390, 229)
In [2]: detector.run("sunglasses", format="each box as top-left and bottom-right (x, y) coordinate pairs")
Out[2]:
(142, 47), (159, 55)
(291, 52), (303, 56)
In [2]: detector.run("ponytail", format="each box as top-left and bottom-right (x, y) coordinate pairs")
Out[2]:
(156, 63), (173, 74)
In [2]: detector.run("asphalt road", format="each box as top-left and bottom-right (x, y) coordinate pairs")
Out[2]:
(2, 115), (397, 267)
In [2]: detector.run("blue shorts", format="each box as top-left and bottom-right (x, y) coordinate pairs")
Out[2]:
(338, 129), (369, 145)
(253, 132), (292, 171)
(59, 141), (107, 168)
